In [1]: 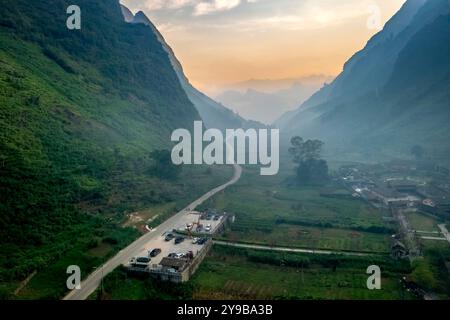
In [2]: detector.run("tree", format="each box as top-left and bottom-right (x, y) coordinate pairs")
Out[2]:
(289, 137), (324, 164)
(297, 158), (329, 183)
(289, 136), (329, 184)
(149, 150), (181, 180)
(411, 145), (425, 160)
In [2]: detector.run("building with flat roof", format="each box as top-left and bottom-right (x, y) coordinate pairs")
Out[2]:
(159, 257), (189, 272)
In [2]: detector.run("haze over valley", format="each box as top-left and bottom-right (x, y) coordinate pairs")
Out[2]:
(1, 0), (450, 302)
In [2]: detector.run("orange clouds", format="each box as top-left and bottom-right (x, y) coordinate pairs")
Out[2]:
(122, 0), (406, 94)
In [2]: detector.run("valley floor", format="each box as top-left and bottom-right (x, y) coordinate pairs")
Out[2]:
(99, 160), (450, 300)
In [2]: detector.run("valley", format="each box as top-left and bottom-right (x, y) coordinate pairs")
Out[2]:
(1, 0), (450, 303)
(96, 160), (450, 300)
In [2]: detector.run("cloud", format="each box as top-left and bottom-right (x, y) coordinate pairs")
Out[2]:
(215, 0), (381, 32)
(194, 0), (241, 16)
(143, 0), (197, 11)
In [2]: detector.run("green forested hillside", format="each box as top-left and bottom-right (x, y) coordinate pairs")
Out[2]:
(0, 0), (205, 297)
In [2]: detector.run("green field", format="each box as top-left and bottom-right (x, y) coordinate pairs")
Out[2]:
(190, 245), (413, 300)
(407, 212), (440, 233)
(221, 225), (390, 253)
(201, 165), (393, 253)
(97, 245), (414, 300)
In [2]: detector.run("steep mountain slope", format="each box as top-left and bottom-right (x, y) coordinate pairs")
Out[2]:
(0, 0), (201, 284)
(122, 7), (259, 130)
(280, 0), (450, 161)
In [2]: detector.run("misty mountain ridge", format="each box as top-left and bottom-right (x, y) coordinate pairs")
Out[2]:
(279, 0), (450, 164)
(225, 75), (333, 93)
(217, 82), (321, 124)
(121, 5), (262, 131)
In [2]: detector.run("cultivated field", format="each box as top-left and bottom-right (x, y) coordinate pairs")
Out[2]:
(200, 165), (393, 254)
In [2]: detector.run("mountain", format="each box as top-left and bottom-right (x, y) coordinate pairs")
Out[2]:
(216, 82), (320, 124)
(120, 4), (134, 22)
(0, 0), (202, 285)
(226, 75), (331, 93)
(279, 0), (450, 162)
(122, 6), (260, 130)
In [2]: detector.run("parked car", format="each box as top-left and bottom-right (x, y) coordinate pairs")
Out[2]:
(192, 237), (200, 244)
(175, 253), (185, 259)
(174, 236), (185, 244)
(136, 257), (150, 264)
(205, 224), (212, 232)
(213, 215), (220, 221)
(149, 248), (162, 257)
(197, 237), (208, 245)
(165, 233), (175, 241)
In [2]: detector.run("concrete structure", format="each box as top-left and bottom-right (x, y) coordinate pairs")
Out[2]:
(148, 240), (213, 283)
(124, 212), (228, 283)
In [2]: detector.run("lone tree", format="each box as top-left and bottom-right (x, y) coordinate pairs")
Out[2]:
(289, 136), (329, 184)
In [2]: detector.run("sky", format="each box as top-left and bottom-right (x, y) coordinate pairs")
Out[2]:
(121, 0), (406, 95)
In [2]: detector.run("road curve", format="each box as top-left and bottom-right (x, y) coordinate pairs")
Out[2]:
(63, 164), (242, 300)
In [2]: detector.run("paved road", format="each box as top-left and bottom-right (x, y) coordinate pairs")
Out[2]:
(63, 164), (242, 300)
(420, 236), (447, 241)
(395, 208), (420, 257)
(213, 240), (377, 257)
(438, 224), (450, 243)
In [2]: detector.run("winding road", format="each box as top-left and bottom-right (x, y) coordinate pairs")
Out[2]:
(63, 164), (242, 300)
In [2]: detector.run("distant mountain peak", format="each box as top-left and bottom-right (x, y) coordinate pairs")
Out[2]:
(133, 10), (152, 25)
(120, 4), (134, 23)
(119, 4), (260, 130)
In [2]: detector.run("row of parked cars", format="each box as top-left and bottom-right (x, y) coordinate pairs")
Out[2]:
(164, 233), (209, 245)
(164, 233), (185, 244)
(185, 224), (212, 233)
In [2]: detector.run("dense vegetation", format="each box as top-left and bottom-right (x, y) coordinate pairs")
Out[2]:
(289, 136), (329, 185)
(95, 266), (194, 300)
(0, 0), (205, 297)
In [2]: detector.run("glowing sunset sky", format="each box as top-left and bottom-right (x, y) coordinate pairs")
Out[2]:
(121, 0), (406, 94)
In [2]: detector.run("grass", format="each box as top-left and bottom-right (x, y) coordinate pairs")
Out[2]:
(220, 225), (390, 253)
(201, 165), (393, 253)
(189, 245), (413, 300)
(409, 246), (450, 298)
(12, 226), (139, 300)
(407, 212), (439, 232)
(95, 245), (414, 300)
